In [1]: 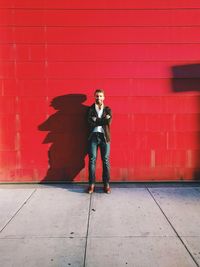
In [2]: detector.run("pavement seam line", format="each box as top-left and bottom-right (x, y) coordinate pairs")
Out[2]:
(146, 186), (199, 267)
(83, 193), (92, 267)
(0, 188), (37, 234)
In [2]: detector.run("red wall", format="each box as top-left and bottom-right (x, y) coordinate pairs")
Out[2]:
(1, 0), (200, 182)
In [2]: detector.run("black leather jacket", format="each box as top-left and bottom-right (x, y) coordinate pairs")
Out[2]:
(87, 103), (112, 142)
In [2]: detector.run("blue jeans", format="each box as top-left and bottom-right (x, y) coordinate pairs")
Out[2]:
(88, 132), (110, 185)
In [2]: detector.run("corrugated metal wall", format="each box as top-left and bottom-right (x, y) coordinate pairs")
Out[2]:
(0, 0), (200, 182)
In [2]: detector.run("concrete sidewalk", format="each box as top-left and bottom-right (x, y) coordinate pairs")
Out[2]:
(0, 183), (200, 267)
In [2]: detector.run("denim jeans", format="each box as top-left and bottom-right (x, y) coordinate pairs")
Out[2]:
(88, 132), (110, 185)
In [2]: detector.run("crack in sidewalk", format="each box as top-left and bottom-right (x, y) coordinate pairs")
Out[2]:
(0, 188), (37, 234)
(83, 193), (93, 267)
(146, 186), (199, 267)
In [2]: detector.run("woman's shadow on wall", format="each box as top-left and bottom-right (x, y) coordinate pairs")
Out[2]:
(38, 94), (88, 183)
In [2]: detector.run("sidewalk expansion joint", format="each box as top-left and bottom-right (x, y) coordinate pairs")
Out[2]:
(146, 186), (200, 267)
(83, 193), (92, 267)
(0, 188), (37, 234)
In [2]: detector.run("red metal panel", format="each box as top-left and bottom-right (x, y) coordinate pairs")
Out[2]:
(0, 44), (16, 60)
(46, 79), (133, 97)
(129, 150), (151, 166)
(186, 150), (200, 168)
(13, 27), (45, 43)
(0, 0), (45, 9)
(0, 2), (200, 182)
(0, 130), (16, 151)
(0, 10), (14, 26)
(175, 114), (200, 131)
(0, 114), (16, 150)
(17, 96), (49, 114)
(46, 61), (195, 79)
(16, 62), (45, 79)
(145, 114), (174, 131)
(2, 79), (47, 97)
(1, 0), (200, 9)
(0, 26), (14, 44)
(46, 0), (200, 9)
(45, 44), (200, 61)
(46, 78), (199, 96)
(45, 26), (200, 44)
(5, 9), (200, 27)
(164, 96), (200, 113)
(155, 150), (187, 167)
(0, 96), (17, 114)
(3, 43), (200, 61)
(0, 62), (15, 78)
(15, 44), (46, 61)
(0, 151), (17, 182)
(1, 79), (18, 96)
(17, 80), (48, 96)
(168, 132), (200, 149)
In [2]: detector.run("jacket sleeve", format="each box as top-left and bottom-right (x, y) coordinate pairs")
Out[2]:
(87, 107), (97, 128)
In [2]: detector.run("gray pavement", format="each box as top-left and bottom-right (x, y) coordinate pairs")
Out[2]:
(0, 183), (200, 267)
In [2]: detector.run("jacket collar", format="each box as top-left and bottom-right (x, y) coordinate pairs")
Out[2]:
(95, 103), (104, 112)
(91, 103), (106, 117)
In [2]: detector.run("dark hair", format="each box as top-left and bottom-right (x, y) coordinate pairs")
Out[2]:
(94, 89), (105, 95)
